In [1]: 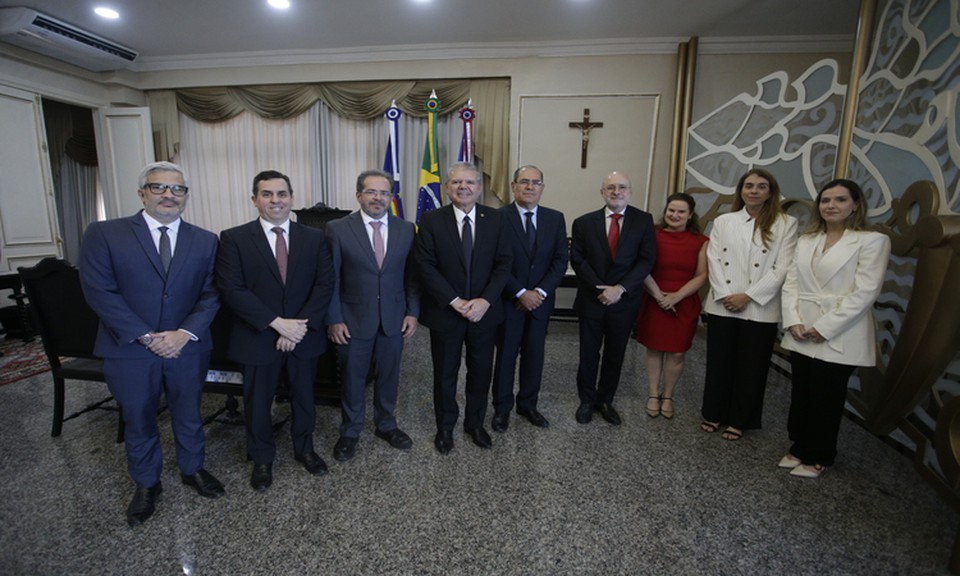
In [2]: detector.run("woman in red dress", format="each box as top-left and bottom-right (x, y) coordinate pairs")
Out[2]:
(635, 193), (708, 419)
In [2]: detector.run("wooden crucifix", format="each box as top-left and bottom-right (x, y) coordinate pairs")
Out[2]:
(568, 108), (604, 169)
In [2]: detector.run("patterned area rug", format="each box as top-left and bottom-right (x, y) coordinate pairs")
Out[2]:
(0, 338), (49, 387)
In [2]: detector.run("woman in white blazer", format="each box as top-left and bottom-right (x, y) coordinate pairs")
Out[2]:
(700, 169), (798, 441)
(779, 179), (890, 478)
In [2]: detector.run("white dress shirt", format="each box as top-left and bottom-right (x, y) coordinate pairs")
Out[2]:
(259, 218), (290, 256)
(141, 212), (181, 255)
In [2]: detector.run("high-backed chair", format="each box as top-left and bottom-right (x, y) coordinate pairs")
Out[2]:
(17, 258), (123, 441)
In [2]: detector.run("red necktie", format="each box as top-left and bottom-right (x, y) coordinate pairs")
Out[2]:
(608, 213), (621, 260)
(273, 226), (287, 284)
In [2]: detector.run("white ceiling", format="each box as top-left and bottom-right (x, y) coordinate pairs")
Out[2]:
(0, 0), (862, 70)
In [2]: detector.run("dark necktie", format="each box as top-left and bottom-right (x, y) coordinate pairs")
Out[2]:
(462, 215), (473, 298)
(524, 211), (536, 253)
(158, 226), (172, 275)
(608, 213), (621, 260)
(273, 226), (287, 284)
(371, 221), (385, 269)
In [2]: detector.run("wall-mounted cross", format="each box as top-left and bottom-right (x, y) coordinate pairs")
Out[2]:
(568, 108), (604, 169)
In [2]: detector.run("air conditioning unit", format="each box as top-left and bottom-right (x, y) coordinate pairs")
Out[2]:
(0, 7), (137, 71)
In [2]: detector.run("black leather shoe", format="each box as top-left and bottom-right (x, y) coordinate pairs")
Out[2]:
(491, 412), (510, 432)
(517, 408), (550, 428)
(180, 468), (225, 499)
(596, 403), (622, 425)
(434, 430), (454, 455)
(295, 450), (329, 475)
(126, 482), (163, 528)
(333, 436), (358, 462)
(464, 426), (493, 449)
(575, 402), (594, 424)
(374, 428), (413, 450)
(250, 463), (273, 492)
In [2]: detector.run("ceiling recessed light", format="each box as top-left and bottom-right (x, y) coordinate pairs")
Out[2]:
(268, 0), (291, 9)
(94, 7), (119, 19)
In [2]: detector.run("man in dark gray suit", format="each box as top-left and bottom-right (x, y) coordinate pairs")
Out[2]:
(326, 169), (419, 462)
(492, 166), (569, 431)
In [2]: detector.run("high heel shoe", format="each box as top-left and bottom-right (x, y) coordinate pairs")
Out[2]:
(659, 397), (674, 419)
(777, 454), (801, 469)
(645, 396), (661, 418)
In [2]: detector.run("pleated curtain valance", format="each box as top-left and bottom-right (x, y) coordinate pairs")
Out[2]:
(146, 78), (511, 202)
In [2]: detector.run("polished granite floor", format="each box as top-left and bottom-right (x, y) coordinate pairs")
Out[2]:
(0, 321), (955, 575)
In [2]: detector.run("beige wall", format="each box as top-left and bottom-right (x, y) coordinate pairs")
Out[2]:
(1, 46), (851, 220)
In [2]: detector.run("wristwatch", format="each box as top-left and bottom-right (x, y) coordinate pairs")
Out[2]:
(138, 333), (154, 346)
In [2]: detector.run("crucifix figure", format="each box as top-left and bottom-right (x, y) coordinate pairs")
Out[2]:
(568, 108), (604, 169)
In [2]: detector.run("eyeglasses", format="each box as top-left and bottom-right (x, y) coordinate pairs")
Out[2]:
(144, 183), (189, 196)
(515, 179), (544, 187)
(361, 189), (394, 198)
(604, 184), (631, 192)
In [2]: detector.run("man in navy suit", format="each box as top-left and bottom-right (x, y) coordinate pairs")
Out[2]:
(491, 166), (569, 431)
(571, 171), (656, 425)
(325, 169), (419, 462)
(416, 162), (512, 454)
(79, 161), (224, 527)
(217, 170), (333, 491)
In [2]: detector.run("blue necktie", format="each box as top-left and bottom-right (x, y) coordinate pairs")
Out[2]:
(524, 211), (536, 253)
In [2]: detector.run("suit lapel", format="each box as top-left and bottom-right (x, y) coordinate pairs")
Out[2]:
(348, 213), (379, 270)
(383, 214), (407, 270)
(167, 221), (194, 283)
(130, 213), (166, 279)
(441, 206), (467, 271)
(594, 209), (612, 263)
(815, 231), (859, 286)
(250, 220), (284, 286)
(507, 204), (533, 258)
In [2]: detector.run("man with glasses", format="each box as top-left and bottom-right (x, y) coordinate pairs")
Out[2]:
(79, 161), (224, 527)
(217, 170), (333, 492)
(491, 166), (568, 432)
(571, 171), (656, 425)
(416, 162), (512, 454)
(325, 169), (419, 462)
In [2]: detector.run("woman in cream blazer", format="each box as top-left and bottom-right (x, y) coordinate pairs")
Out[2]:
(779, 179), (891, 478)
(700, 169), (798, 441)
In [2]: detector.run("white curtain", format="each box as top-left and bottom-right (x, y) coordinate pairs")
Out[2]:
(56, 155), (99, 265)
(176, 101), (472, 234)
(176, 106), (322, 234)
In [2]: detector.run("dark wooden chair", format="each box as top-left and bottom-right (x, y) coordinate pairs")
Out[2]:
(294, 204), (349, 402)
(17, 258), (123, 441)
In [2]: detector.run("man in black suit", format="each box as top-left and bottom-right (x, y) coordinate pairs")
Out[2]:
(491, 166), (569, 431)
(325, 169), (419, 462)
(571, 171), (656, 425)
(415, 162), (512, 454)
(79, 161), (224, 527)
(217, 170), (334, 491)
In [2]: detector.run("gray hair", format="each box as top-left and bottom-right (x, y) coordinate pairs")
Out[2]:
(138, 161), (190, 189)
(445, 162), (481, 183)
